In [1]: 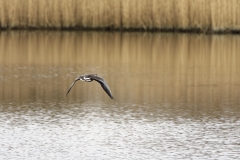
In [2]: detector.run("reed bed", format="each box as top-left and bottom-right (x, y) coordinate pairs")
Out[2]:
(0, 0), (240, 32)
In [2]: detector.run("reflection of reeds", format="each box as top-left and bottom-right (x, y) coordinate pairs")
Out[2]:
(0, 32), (240, 112)
(0, 0), (240, 31)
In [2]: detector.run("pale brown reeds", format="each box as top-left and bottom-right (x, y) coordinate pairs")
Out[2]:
(0, 0), (240, 31)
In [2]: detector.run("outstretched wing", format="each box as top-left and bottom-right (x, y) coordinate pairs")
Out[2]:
(66, 78), (79, 96)
(92, 76), (114, 99)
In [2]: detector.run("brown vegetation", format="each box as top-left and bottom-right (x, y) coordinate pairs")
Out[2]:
(0, 0), (240, 32)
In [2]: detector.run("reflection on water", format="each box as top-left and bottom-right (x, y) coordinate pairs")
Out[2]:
(0, 31), (240, 159)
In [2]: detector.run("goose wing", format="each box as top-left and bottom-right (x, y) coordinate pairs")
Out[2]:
(66, 78), (79, 96)
(92, 76), (114, 99)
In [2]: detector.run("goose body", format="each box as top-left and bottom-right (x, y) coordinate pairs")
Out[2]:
(66, 74), (114, 99)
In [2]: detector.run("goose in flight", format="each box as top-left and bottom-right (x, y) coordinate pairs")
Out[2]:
(66, 74), (114, 99)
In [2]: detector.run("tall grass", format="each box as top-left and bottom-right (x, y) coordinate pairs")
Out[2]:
(0, 0), (240, 31)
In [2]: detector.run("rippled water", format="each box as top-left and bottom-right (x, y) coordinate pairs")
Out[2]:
(0, 31), (240, 159)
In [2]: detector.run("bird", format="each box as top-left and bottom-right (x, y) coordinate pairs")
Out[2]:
(66, 74), (114, 99)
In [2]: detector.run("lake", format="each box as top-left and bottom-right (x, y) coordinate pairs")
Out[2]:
(0, 31), (240, 159)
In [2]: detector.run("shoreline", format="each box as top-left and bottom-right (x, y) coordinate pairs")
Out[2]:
(0, 27), (240, 34)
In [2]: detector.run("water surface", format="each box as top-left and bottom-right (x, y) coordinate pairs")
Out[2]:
(0, 31), (240, 159)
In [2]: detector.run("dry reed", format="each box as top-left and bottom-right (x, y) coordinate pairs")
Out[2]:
(0, 0), (240, 31)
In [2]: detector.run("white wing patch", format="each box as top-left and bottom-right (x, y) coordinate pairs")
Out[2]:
(84, 77), (91, 82)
